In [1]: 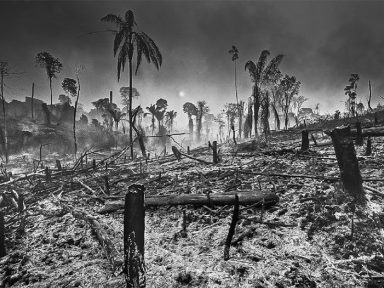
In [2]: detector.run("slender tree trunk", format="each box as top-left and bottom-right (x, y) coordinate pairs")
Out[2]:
(74, 76), (80, 158)
(253, 86), (259, 136)
(0, 72), (8, 164)
(129, 59), (134, 159)
(368, 80), (373, 112)
(49, 77), (53, 106)
(31, 82), (34, 119)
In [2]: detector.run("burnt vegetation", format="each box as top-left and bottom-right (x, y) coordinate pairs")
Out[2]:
(1, 8), (384, 288)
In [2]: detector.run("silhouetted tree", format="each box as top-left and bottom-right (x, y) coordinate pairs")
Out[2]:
(36, 52), (63, 106)
(165, 110), (177, 132)
(101, 10), (162, 159)
(196, 101), (209, 142)
(245, 50), (283, 136)
(344, 74), (359, 117)
(183, 102), (198, 140)
(280, 75), (301, 130)
(62, 77), (79, 156)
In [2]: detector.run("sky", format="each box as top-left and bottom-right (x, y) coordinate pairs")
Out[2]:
(1, 0), (384, 126)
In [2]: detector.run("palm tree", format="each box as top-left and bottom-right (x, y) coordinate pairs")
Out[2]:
(145, 104), (157, 135)
(196, 101), (209, 142)
(165, 110), (177, 132)
(344, 74), (359, 117)
(183, 102), (198, 140)
(245, 50), (283, 136)
(229, 45), (241, 139)
(101, 10), (162, 159)
(62, 77), (78, 156)
(36, 52), (63, 106)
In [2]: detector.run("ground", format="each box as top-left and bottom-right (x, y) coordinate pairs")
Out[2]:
(1, 129), (384, 287)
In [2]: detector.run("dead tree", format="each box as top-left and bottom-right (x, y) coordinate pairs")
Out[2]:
(56, 160), (62, 171)
(366, 137), (372, 156)
(355, 122), (363, 146)
(330, 126), (365, 203)
(0, 211), (5, 257)
(212, 141), (219, 164)
(104, 176), (110, 195)
(124, 184), (146, 288)
(224, 194), (239, 260)
(171, 146), (182, 161)
(301, 130), (309, 151)
(311, 133), (317, 146)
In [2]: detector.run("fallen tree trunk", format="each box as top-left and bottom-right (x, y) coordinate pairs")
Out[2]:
(98, 190), (279, 214)
(59, 203), (122, 271)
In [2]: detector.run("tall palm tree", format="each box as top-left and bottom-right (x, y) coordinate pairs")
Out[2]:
(145, 104), (157, 135)
(183, 102), (198, 140)
(165, 110), (177, 132)
(101, 10), (162, 158)
(62, 77), (78, 156)
(36, 52), (63, 106)
(245, 50), (283, 136)
(196, 101), (209, 142)
(229, 45), (241, 139)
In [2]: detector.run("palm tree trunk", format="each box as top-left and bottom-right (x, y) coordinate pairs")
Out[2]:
(0, 72), (8, 163)
(129, 59), (134, 159)
(253, 86), (259, 136)
(74, 77), (80, 158)
(49, 77), (53, 106)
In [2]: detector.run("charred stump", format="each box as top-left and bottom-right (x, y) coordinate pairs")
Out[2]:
(301, 130), (309, 151)
(0, 211), (5, 257)
(330, 126), (365, 203)
(212, 141), (219, 164)
(311, 133), (317, 146)
(56, 159), (62, 171)
(224, 194), (240, 260)
(355, 122), (363, 146)
(124, 184), (146, 288)
(366, 137), (372, 156)
(104, 176), (110, 195)
(171, 146), (182, 161)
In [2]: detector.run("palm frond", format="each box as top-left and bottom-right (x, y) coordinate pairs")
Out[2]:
(113, 29), (125, 56)
(117, 42), (129, 81)
(256, 50), (270, 82)
(245, 60), (257, 82)
(101, 14), (123, 26)
(263, 54), (284, 82)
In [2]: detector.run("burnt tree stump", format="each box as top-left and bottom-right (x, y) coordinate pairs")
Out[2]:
(212, 141), (219, 164)
(124, 184), (146, 288)
(104, 176), (110, 195)
(355, 122), (363, 146)
(171, 146), (182, 161)
(366, 137), (372, 156)
(56, 160), (62, 171)
(0, 211), (6, 257)
(301, 130), (309, 151)
(330, 126), (365, 203)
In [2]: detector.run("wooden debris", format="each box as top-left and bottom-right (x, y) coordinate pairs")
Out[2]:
(124, 184), (146, 288)
(224, 194), (239, 261)
(366, 137), (372, 156)
(98, 190), (279, 214)
(301, 130), (309, 151)
(0, 211), (5, 257)
(356, 122), (363, 146)
(330, 125), (365, 203)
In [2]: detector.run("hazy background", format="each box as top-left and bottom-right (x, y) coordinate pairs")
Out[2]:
(1, 0), (383, 126)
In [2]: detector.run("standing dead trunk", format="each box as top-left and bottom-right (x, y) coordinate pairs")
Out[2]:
(253, 86), (260, 136)
(355, 122), (363, 146)
(330, 126), (365, 203)
(224, 194), (239, 261)
(365, 137), (372, 156)
(368, 80), (373, 112)
(124, 184), (146, 288)
(212, 141), (218, 164)
(0, 211), (6, 257)
(31, 82), (34, 119)
(301, 130), (309, 151)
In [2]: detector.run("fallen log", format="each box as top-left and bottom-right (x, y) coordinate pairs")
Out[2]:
(59, 203), (122, 271)
(97, 190), (279, 214)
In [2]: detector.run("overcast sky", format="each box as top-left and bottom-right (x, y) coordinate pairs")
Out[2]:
(1, 0), (384, 122)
